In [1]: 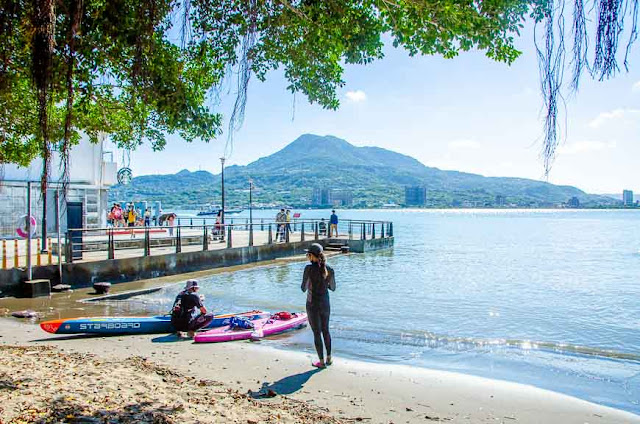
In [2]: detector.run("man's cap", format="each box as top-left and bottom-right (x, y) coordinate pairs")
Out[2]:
(304, 243), (323, 256)
(185, 279), (199, 290)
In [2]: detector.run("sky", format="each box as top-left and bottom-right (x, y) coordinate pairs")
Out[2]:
(106, 21), (640, 195)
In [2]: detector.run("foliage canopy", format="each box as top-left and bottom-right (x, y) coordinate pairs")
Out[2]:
(0, 0), (638, 179)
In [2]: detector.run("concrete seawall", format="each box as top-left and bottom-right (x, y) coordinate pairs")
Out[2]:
(0, 237), (393, 297)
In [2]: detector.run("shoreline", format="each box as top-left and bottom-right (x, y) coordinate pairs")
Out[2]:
(1, 318), (638, 423)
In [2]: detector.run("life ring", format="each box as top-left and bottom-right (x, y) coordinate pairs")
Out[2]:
(16, 215), (37, 238)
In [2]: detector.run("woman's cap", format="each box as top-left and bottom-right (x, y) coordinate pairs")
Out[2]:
(304, 243), (323, 256)
(185, 279), (199, 290)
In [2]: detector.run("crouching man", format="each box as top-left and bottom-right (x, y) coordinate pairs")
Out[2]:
(171, 279), (213, 338)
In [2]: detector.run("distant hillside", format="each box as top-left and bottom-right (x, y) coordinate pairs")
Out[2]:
(110, 134), (617, 209)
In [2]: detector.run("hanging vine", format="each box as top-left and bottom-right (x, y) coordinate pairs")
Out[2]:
(61, 0), (83, 196)
(535, 0), (639, 176)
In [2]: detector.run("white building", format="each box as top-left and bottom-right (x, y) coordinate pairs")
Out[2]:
(0, 137), (117, 237)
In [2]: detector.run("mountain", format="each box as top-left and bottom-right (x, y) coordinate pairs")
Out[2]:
(109, 134), (617, 208)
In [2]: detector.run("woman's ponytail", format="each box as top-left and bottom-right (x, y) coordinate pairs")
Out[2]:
(318, 251), (328, 279)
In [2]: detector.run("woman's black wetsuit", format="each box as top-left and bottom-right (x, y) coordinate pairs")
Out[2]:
(301, 263), (336, 360)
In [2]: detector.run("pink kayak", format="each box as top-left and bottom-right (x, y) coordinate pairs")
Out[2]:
(194, 312), (307, 343)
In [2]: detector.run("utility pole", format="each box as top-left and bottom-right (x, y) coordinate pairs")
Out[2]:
(249, 178), (253, 246)
(41, 162), (47, 253)
(26, 182), (32, 280)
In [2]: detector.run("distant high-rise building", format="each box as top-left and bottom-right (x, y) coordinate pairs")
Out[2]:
(405, 186), (426, 206)
(312, 188), (331, 206)
(568, 196), (580, 208)
(623, 190), (634, 206)
(330, 190), (353, 207)
(495, 195), (506, 207)
(312, 188), (353, 206)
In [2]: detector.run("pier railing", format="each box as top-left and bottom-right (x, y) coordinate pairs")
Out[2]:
(5, 218), (391, 265)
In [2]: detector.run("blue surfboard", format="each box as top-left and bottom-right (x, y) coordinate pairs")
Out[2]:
(40, 310), (270, 335)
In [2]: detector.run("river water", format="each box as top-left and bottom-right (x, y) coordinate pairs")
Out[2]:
(126, 208), (640, 414)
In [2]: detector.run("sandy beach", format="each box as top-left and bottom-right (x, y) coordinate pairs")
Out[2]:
(1, 318), (638, 424)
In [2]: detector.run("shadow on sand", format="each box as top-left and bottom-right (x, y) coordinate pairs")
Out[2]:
(250, 368), (322, 398)
(151, 334), (193, 343)
(29, 333), (115, 342)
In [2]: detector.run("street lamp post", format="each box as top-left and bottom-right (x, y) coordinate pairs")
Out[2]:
(220, 157), (225, 226)
(249, 179), (253, 226)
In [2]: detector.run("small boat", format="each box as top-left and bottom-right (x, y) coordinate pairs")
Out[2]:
(381, 202), (400, 209)
(194, 312), (307, 343)
(196, 204), (243, 216)
(40, 310), (269, 335)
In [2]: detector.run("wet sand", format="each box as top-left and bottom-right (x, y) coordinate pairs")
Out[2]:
(1, 318), (638, 424)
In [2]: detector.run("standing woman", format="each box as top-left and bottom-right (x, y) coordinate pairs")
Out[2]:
(302, 243), (336, 368)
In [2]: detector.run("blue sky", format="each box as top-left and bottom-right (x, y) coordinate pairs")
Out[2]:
(107, 23), (640, 195)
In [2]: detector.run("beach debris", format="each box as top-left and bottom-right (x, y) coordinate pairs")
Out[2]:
(52, 284), (72, 292)
(11, 310), (39, 318)
(93, 282), (111, 294)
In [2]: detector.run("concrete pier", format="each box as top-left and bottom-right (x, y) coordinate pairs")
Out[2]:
(0, 229), (393, 296)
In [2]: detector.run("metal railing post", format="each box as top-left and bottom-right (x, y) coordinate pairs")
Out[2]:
(245, 218), (249, 231)
(389, 222), (393, 237)
(372, 223), (376, 239)
(108, 229), (115, 259)
(176, 226), (182, 253)
(349, 222), (352, 239)
(361, 223), (365, 240)
(301, 222), (305, 242)
(314, 222), (319, 240)
(66, 230), (73, 263)
(227, 225), (233, 248)
(203, 226), (209, 251)
(268, 224), (273, 244)
(261, 219), (264, 231)
(144, 227), (150, 256)
(294, 220), (297, 232)
(249, 223), (254, 246)
(381, 223), (385, 239)
(190, 218), (193, 226)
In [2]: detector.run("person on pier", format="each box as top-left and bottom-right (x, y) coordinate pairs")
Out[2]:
(329, 210), (338, 237)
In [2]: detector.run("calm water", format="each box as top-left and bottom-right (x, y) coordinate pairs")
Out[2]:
(126, 209), (640, 414)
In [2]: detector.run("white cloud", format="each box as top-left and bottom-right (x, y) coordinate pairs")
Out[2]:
(589, 108), (640, 128)
(557, 140), (617, 155)
(632, 81), (640, 92)
(448, 139), (481, 150)
(345, 90), (367, 102)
